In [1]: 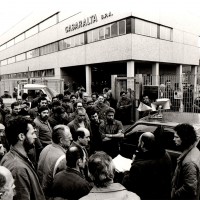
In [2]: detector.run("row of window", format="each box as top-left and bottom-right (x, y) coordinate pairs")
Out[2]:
(0, 18), (172, 68)
(1, 69), (54, 79)
(0, 14), (58, 51)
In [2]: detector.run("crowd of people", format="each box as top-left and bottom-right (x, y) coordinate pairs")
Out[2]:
(0, 87), (200, 200)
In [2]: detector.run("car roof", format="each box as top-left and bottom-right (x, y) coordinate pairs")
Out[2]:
(127, 112), (200, 134)
(23, 84), (47, 89)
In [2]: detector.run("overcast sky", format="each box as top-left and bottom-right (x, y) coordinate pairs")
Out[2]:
(0, 0), (200, 37)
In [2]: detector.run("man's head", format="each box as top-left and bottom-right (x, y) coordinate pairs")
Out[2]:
(142, 95), (150, 105)
(70, 95), (77, 104)
(11, 102), (21, 116)
(98, 95), (104, 104)
(53, 106), (67, 120)
(37, 97), (48, 108)
(52, 125), (72, 150)
(87, 99), (94, 107)
(82, 92), (88, 102)
(66, 146), (86, 169)
(73, 127), (90, 147)
(138, 132), (156, 152)
(0, 166), (15, 200)
(120, 91), (127, 99)
(22, 93), (28, 101)
(52, 96), (59, 103)
(174, 123), (197, 150)
(6, 116), (37, 152)
(75, 108), (86, 123)
(106, 108), (115, 123)
(91, 93), (98, 102)
(88, 108), (99, 123)
(88, 151), (115, 187)
(38, 106), (49, 122)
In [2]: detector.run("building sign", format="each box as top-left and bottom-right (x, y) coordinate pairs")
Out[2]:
(65, 12), (113, 33)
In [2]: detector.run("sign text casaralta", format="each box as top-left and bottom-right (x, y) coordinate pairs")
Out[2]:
(65, 12), (113, 33)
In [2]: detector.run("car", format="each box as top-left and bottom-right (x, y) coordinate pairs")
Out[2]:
(20, 84), (59, 103)
(120, 111), (200, 171)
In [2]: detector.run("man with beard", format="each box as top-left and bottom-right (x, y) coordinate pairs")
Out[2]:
(34, 106), (52, 148)
(0, 116), (45, 200)
(99, 107), (124, 158)
(29, 96), (48, 120)
(37, 125), (73, 199)
(5, 102), (21, 127)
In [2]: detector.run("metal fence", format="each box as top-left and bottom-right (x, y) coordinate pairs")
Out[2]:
(143, 74), (200, 113)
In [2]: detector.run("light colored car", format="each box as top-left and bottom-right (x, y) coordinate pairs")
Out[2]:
(20, 84), (59, 103)
(120, 112), (200, 171)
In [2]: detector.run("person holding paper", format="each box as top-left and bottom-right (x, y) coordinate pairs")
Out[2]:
(80, 151), (140, 200)
(122, 132), (172, 200)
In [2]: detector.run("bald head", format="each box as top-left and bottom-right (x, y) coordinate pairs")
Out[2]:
(0, 166), (15, 200)
(138, 132), (156, 151)
(0, 124), (5, 130)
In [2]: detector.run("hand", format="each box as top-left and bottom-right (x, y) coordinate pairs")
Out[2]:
(132, 154), (136, 162)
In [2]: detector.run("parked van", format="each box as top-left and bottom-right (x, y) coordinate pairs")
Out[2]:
(19, 84), (59, 103)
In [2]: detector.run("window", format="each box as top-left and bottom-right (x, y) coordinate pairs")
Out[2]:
(93, 29), (99, 42)
(111, 22), (118, 37)
(160, 26), (172, 41)
(105, 25), (111, 39)
(16, 53), (26, 62)
(8, 57), (15, 64)
(74, 35), (80, 46)
(87, 31), (93, 43)
(26, 26), (38, 38)
(135, 19), (157, 38)
(40, 42), (58, 56)
(40, 15), (57, 31)
(46, 69), (54, 77)
(79, 34), (85, 45)
(15, 33), (25, 44)
(1, 59), (7, 66)
(26, 48), (39, 59)
(7, 39), (14, 48)
(99, 27), (105, 40)
(119, 20), (126, 35)
(0, 44), (6, 51)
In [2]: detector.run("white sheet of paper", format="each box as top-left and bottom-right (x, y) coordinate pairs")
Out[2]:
(113, 154), (132, 173)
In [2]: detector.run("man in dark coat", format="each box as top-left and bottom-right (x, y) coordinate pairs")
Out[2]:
(122, 132), (172, 200)
(0, 116), (45, 200)
(171, 123), (200, 200)
(51, 146), (91, 199)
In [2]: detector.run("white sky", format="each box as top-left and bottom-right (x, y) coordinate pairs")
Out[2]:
(0, 0), (200, 36)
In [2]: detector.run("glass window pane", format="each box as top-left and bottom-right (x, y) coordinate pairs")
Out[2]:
(15, 33), (25, 44)
(16, 53), (26, 62)
(87, 31), (93, 43)
(1, 59), (7, 66)
(79, 34), (85, 45)
(0, 44), (6, 51)
(160, 26), (172, 41)
(93, 29), (99, 42)
(8, 57), (15, 64)
(27, 48), (39, 59)
(135, 19), (158, 38)
(26, 26), (38, 38)
(70, 37), (75, 47)
(119, 20), (126, 35)
(74, 35), (80, 46)
(7, 39), (14, 48)
(40, 15), (57, 31)
(105, 25), (111, 39)
(99, 27), (105, 40)
(111, 22), (118, 37)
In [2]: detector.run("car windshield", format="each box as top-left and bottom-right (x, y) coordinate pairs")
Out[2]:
(43, 87), (59, 99)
